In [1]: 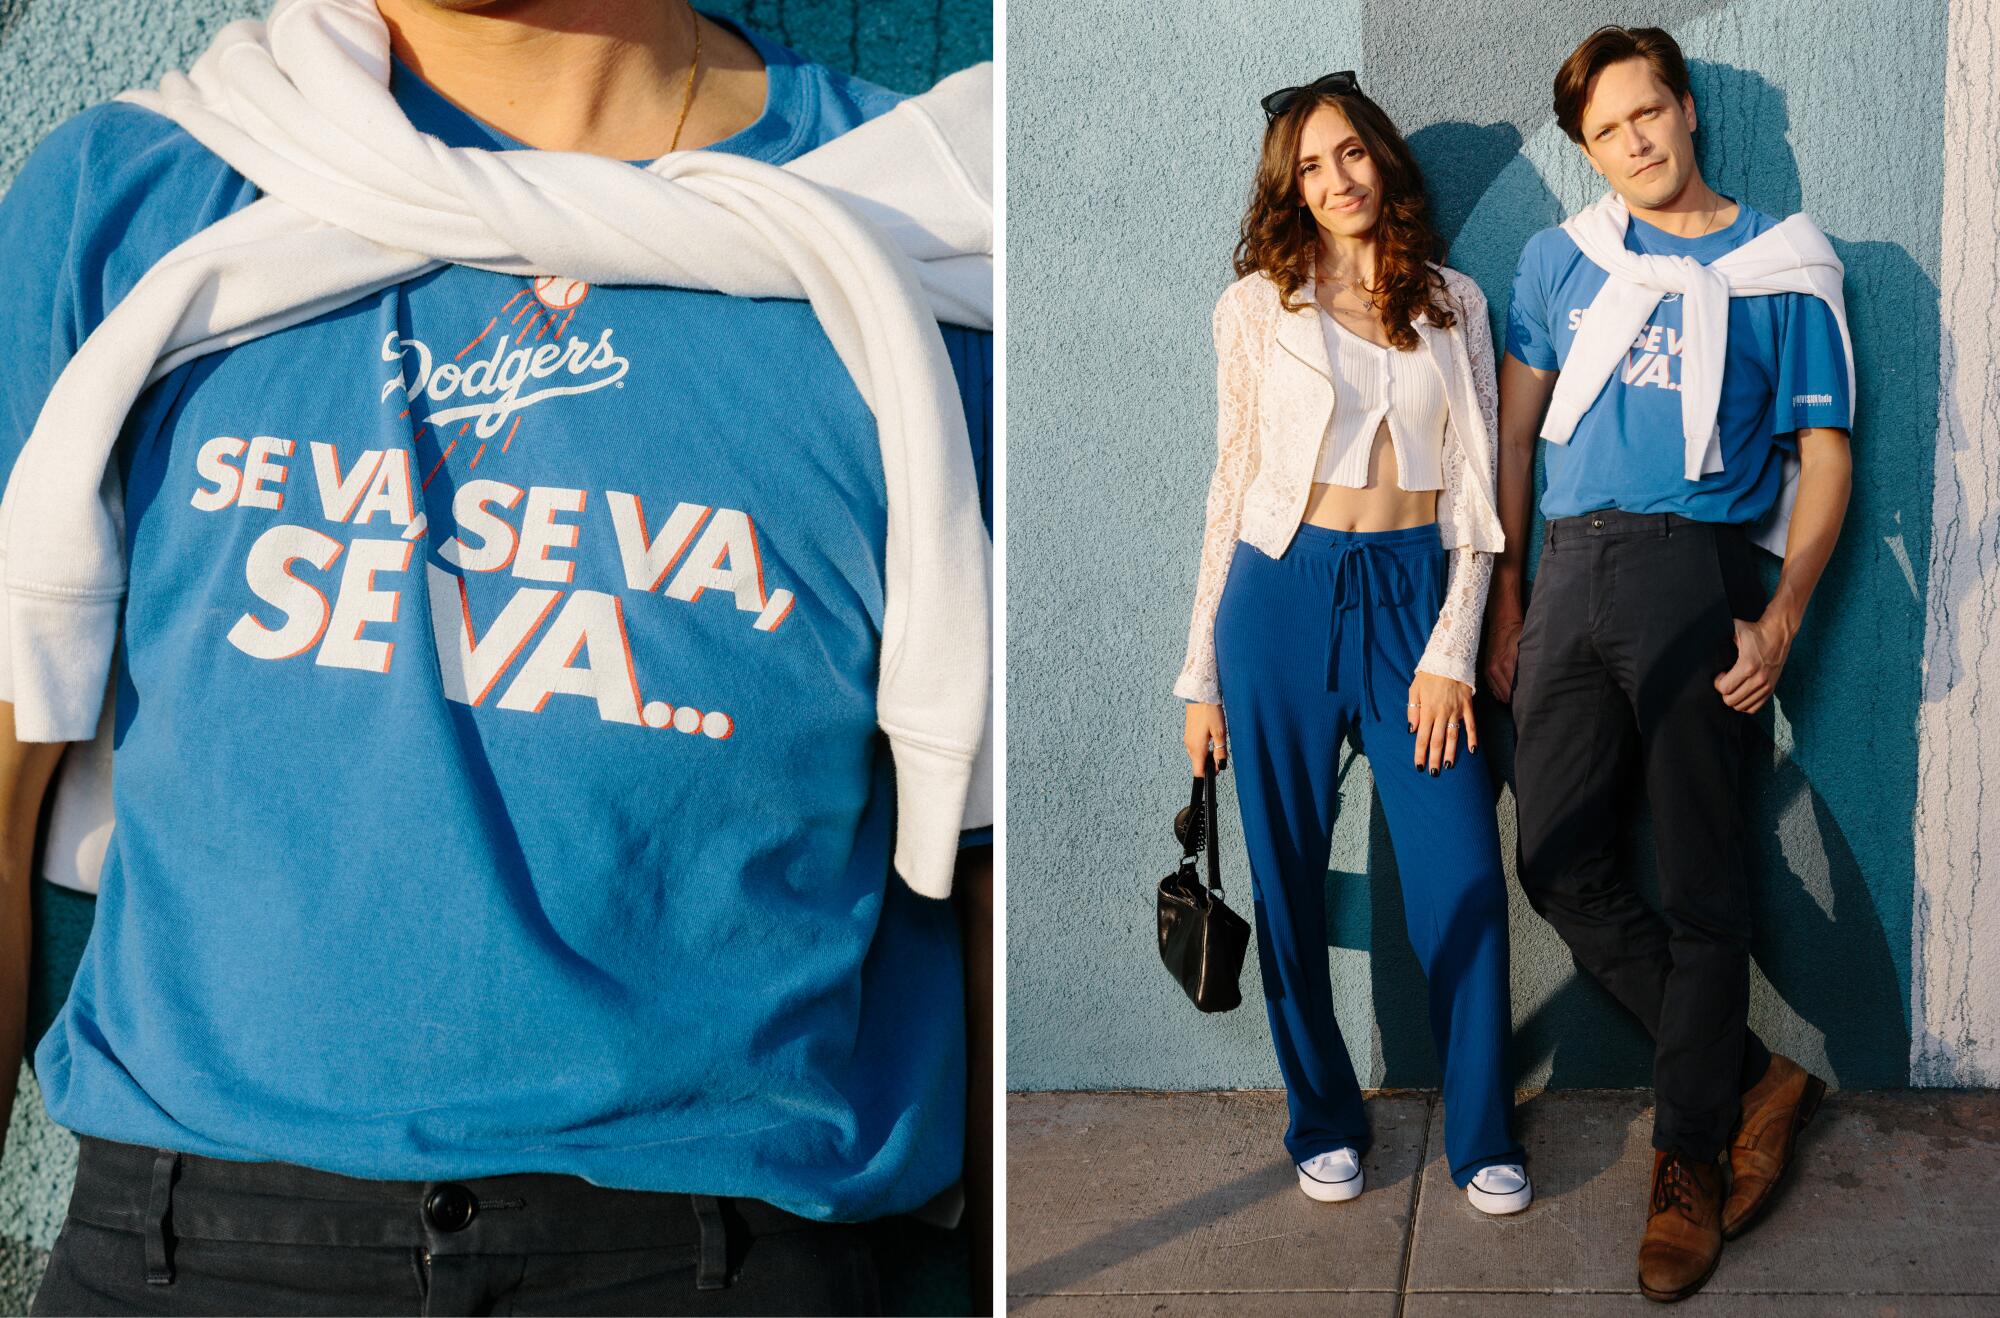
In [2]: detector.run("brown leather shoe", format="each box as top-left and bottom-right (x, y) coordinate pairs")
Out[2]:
(1637, 1150), (1724, 1303)
(1722, 1053), (1827, 1238)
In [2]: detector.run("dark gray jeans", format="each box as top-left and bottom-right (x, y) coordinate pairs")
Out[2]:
(32, 1136), (881, 1316)
(1512, 509), (1774, 1162)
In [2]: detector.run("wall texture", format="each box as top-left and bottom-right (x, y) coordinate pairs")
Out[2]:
(1008, 0), (1997, 1102)
(1913, 0), (2000, 1088)
(0, 1), (990, 1310)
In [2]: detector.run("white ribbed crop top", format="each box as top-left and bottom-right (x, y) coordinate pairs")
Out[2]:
(1314, 310), (1448, 489)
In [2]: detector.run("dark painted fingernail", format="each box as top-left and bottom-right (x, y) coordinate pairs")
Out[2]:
(1445, 760), (1455, 770)
(1429, 768), (1439, 777)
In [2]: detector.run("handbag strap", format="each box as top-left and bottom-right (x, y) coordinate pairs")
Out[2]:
(1202, 754), (1222, 897)
(1180, 754), (1225, 898)
(1182, 771), (1206, 861)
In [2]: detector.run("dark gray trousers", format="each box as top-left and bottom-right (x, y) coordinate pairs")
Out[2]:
(1512, 509), (1774, 1162)
(31, 1136), (882, 1317)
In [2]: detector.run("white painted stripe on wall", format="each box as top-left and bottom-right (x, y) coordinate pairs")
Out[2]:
(1912, 0), (2000, 1086)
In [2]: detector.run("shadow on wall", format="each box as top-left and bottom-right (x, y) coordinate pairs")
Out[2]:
(1405, 121), (1527, 250)
(1334, 60), (1925, 1094)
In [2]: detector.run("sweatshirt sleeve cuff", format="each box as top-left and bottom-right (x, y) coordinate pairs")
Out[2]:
(960, 696), (994, 833)
(5, 590), (120, 742)
(889, 731), (979, 900)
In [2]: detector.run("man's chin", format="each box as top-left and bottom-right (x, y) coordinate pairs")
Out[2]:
(1615, 171), (1682, 211)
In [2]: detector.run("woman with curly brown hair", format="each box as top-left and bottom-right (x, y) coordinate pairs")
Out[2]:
(1173, 72), (1529, 1214)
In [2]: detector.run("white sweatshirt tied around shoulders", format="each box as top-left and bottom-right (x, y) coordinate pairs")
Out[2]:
(1543, 192), (1855, 556)
(0, 0), (993, 899)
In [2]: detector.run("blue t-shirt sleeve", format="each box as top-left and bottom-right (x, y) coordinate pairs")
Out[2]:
(1504, 231), (1562, 370)
(0, 115), (94, 487)
(1770, 292), (1851, 438)
(0, 105), (254, 486)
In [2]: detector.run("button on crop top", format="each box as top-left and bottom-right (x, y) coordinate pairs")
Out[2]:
(1314, 310), (1448, 489)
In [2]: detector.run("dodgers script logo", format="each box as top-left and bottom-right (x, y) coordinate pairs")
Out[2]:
(380, 277), (628, 468)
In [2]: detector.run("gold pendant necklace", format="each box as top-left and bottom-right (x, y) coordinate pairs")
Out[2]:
(1316, 258), (1376, 311)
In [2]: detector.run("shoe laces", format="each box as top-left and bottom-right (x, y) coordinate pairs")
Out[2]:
(1651, 1153), (1701, 1218)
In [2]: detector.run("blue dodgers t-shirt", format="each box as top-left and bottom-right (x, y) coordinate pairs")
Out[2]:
(1, 23), (990, 1223)
(1505, 203), (1850, 524)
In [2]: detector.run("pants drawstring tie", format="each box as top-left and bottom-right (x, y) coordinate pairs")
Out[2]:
(1326, 542), (1408, 721)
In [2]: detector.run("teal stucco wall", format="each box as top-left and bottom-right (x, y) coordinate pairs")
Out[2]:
(0, 1), (989, 1310)
(1007, 0), (1950, 1100)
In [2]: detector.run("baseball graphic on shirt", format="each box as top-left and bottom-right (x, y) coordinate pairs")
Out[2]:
(533, 275), (590, 310)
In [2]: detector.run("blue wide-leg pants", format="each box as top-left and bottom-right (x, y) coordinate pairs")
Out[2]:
(1214, 524), (1522, 1188)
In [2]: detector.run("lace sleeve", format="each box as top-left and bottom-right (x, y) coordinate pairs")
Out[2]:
(1417, 547), (1492, 688)
(1460, 280), (1501, 478)
(1174, 286), (1260, 704)
(1418, 274), (1499, 689)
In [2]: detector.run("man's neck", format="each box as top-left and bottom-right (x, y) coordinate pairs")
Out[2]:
(1622, 171), (1739, 240)
(374, 0), (768, 158)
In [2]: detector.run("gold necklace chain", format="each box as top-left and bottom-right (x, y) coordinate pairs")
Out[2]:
(1315, 255), (1377, 309)
(1698, 193), (1721, 236)
(667, 5), (703, 153)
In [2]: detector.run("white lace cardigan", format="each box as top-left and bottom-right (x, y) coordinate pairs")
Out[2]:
(1174, 266), (1506, 704)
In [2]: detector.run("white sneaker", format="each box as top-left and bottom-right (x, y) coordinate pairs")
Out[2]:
(1466, 1163), (1533, 1215)
(1296, 1148), (1364, 1202)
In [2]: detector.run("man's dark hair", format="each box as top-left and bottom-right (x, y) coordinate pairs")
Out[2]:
(1554, 26), (1692, 144)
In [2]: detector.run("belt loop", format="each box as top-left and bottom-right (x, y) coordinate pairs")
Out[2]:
(692, 1194), (729, 1290)
(144, 1149), (180, 1286)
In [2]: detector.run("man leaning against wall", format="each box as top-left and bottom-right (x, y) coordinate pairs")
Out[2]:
(1484, 23), (1853, 1307)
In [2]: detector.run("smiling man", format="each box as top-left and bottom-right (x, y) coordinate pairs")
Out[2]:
(1481, 25), (1852, 1305)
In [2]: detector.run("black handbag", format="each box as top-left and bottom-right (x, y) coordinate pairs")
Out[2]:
(1157, 756), (1251, 1012)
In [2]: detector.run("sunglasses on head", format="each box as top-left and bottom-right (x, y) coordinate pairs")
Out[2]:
(1260, 71), (1361, 119)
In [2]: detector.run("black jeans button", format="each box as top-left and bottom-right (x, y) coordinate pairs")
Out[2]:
(424, 1183), (477, 1232)
(1591, 517), (1604, 529)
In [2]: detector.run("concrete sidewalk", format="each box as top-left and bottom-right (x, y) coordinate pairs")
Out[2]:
(1007, 1089), (2000, 1315)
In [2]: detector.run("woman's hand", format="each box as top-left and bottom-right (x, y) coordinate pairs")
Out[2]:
(1408, 671), (1476, 775)
(1183, 703), (1228, 776)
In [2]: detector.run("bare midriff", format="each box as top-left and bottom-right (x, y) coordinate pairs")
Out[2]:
(1302, 419), (1439, 532)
